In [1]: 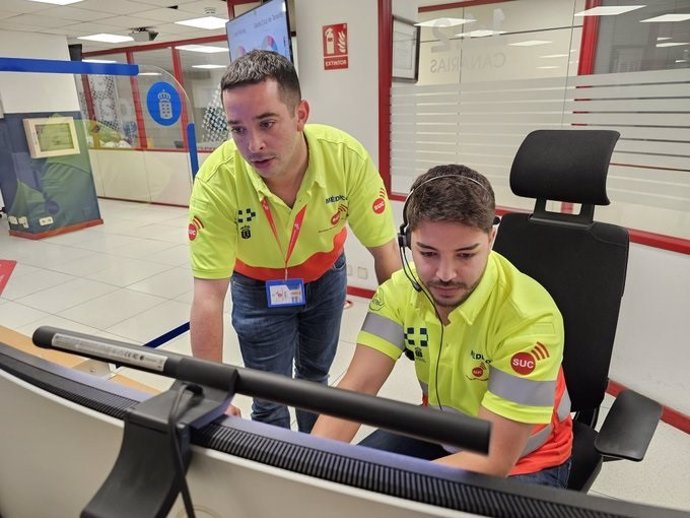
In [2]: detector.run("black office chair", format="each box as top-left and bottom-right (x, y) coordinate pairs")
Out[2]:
(492, 129), (662, 492)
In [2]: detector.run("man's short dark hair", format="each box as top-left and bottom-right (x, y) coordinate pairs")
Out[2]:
(406, 164), (496, 234)
(220, 50), (301, 110)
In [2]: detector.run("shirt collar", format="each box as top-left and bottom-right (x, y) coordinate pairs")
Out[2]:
(303, 125), (326, 189)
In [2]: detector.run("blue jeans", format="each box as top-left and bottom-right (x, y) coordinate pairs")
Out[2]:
(231, 254), (347, 432)
(358, 429), (571, 488)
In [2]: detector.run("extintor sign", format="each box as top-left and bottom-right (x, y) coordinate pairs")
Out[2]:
(323, 23), (348, 70)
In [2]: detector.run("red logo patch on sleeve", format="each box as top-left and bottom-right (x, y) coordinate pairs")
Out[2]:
(511, 352), (536, 375)
(188, 216), (204, 241)
(372, 197), (385, 214)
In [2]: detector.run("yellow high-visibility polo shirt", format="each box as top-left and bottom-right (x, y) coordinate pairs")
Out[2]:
(358, 252), (572, 474)
(188, 124), (396, 281)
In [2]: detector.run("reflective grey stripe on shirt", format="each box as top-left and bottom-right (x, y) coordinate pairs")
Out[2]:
(360, 312), (405, 351)
(488, 366), (557, 407)
(522, 423), (553, 456)
(522, 384), (572, 456)
(557, 386), (571, 421)
(434, 383), (571, 457)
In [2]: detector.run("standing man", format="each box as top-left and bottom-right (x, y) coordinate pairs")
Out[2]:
(312, 165), (573, 487)
(188, 50), (400, 432)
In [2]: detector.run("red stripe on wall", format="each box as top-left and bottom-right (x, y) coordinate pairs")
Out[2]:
(346, 286), (376, 299)
(628, 229), (690, 255)
(607, 380), (690, 435)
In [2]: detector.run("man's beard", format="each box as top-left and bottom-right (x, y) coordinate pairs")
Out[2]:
(427, 278), (480, 309)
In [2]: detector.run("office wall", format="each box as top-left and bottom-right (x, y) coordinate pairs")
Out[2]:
(613, 244), (690, 415)
(294, 0), (415, 291)
(0, 31), (79, 114)
(294, 0), (379, 164)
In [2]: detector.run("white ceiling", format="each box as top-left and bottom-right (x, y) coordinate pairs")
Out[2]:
(0, 0), (239, 54)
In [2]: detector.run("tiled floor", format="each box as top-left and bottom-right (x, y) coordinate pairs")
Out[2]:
(1, 199), (688, 513)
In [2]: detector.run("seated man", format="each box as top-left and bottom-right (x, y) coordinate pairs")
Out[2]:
(312, 164), (573, 488)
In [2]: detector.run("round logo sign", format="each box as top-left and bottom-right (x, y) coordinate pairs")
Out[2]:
(146, 81), (182, 126)
(188, 224), (198, 241)
(511, 352), (536, 375)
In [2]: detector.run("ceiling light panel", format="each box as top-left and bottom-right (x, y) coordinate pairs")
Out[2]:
(456, 30), (504, 38)
(176, 45), (228, 54)
(415, 18), (474, 27)
(27, 0), (83, 5)
(641, 14), (690, 23)
(575, 6), (645, 16)
(509, 40), (552, 47)
(175, 16), (228, 30)
(78, 33), (133, 43)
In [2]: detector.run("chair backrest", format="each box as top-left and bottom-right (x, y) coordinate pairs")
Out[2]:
(493, 130), (628, 420)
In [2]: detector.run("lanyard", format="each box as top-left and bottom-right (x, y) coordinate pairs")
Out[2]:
(260, 197), (307, 280)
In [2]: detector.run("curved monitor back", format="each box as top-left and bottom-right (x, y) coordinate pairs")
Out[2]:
(0, 342), (685, 518)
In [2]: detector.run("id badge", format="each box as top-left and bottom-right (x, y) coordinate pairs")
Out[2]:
(266, 278), (306, 307)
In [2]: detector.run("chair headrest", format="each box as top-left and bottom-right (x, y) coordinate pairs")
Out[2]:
(510, 130), (620, 205)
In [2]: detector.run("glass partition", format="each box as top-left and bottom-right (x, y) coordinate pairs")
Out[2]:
(391, 0), (690, 239)
(178, 42), (230, 152)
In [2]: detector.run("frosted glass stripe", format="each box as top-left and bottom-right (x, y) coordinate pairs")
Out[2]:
(611, 152), (690, 171)
(565, 112), (690, 127)
(568, 68), (690, 87)
(568, 83), (690, 100)
(610, 166), (690, 186)
(565, 99), (690, 112)
(614, 140), (690, 157)
(573, 125), (690, 142)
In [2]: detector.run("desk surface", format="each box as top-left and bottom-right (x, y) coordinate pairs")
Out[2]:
(0, 325), (157, 393)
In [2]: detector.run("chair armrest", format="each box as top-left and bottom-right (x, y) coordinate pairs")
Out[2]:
(594, 389), (662, 461)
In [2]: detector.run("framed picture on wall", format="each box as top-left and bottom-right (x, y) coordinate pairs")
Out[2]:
(392, 16), (420, 82)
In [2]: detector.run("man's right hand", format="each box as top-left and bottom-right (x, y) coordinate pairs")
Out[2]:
(225, 404), (242, 417)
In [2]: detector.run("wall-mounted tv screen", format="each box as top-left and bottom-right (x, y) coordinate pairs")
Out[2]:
(225, 0), (293, 63)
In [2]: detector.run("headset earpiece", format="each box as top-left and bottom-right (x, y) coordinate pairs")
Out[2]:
(397, 226), (411, 249)
(397, 223), (408, 249)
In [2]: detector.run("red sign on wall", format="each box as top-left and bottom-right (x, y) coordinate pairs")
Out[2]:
(323, 23), (348, 70)
(0, 259), (17, 297)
